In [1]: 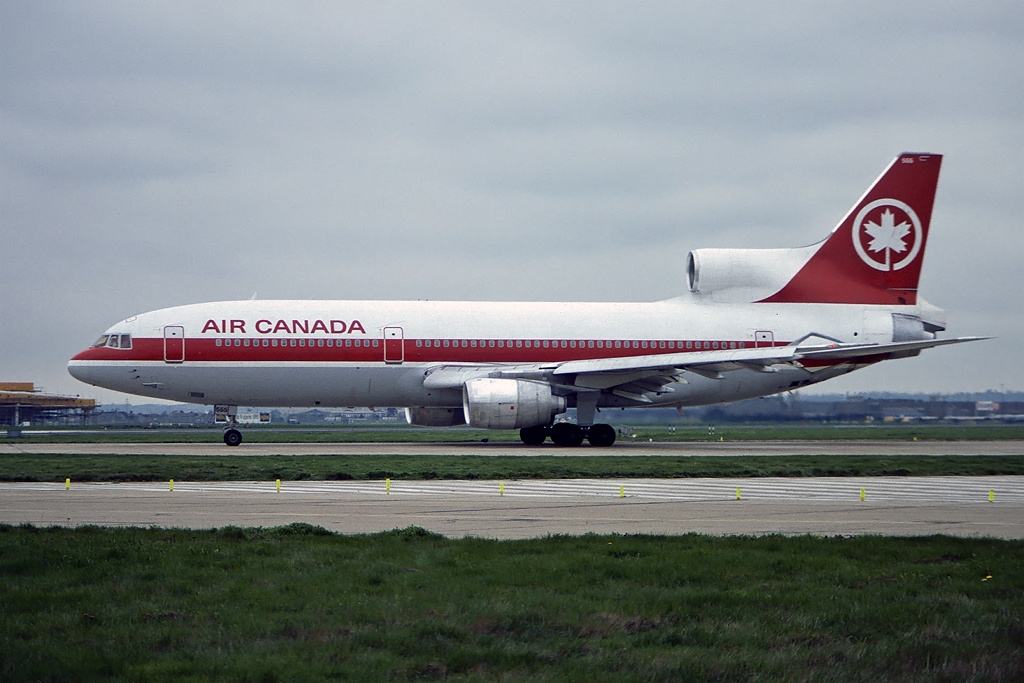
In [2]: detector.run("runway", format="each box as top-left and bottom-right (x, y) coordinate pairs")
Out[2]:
(1, 439), (1022, 456)
(3, 476), (1022, 539)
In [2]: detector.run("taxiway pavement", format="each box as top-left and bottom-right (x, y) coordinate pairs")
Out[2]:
(4, 440), (1020, 538)
(3, 476), (1021, 539)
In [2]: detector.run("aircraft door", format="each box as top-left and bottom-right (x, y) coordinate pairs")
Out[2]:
(164, 326), (185, 363)
(383, 326), (404, 364)
(754, 330), (774, 348)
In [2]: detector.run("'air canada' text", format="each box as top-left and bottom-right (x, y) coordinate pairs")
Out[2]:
(201, 319), (367, 335)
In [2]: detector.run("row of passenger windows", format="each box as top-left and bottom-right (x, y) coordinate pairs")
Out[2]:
(416, 339), (744, 350)
(212, 338), (745, 351)
(215, 338), (380, 348)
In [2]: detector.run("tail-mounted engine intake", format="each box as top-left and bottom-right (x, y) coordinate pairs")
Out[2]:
(463, 378), (567, 430)
(687, 247), (810, 301)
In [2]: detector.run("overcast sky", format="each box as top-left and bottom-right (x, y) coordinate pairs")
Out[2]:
(2, 1), (1022, 405)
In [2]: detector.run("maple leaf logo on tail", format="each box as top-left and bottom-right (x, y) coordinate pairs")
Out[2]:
(865, 209), (910, 261)
(852, 198), (923, 272)
(758, 153), (941, 305)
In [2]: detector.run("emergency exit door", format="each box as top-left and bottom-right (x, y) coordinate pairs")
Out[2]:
(163, 326), (185, 363)
(754, 330), (775, 348)
(383, 327), (404, 364)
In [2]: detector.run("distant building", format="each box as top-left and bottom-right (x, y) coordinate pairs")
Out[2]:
(0, 383), (96, 426)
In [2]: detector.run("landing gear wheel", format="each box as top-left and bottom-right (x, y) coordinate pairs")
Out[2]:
(519, 425), (549, 446)
(224, 429), (243, 447)
(550, 422), (585, 447)
(586, 423), (616, 447)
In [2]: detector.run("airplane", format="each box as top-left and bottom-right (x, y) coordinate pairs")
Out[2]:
(68, 152), (984, 447)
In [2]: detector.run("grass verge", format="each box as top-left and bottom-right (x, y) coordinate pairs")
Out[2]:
(1, 524), (1021, 682)
(2, 454), (1024, 482)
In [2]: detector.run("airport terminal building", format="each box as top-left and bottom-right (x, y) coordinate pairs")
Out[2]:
(0, 383), (95, 427)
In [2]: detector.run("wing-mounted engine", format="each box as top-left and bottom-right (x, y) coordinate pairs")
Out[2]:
(687, 246), (814, 302)
(462, 378), (566, 429)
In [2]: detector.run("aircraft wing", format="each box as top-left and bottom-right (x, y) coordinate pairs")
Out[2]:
(421, 336), (987, 401)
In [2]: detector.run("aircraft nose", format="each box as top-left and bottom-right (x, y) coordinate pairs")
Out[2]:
(67, 358), (95, 385)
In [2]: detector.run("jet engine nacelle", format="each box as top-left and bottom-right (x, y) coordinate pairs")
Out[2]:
(462, 378), (567, 430)
(405, 406), (467, 427)
(687, 247), (810, 301)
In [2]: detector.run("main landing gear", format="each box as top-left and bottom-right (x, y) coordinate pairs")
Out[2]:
(518, 423), (617, 447)
(518, 391), (616, 447)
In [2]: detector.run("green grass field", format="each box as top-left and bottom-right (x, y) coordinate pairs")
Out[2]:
(3, 454), (1024, 482)
(2, 524), (1021, 682)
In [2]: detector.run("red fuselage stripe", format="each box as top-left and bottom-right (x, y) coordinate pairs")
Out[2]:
(73, 337), (779, 363)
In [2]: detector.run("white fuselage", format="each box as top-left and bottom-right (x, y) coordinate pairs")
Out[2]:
(68, 295), (900, 409)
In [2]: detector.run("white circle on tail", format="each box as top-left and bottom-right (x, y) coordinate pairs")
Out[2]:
(852, 198), (923, 271)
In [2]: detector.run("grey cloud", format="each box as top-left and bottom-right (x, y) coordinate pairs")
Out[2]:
(1, 0), (1021, 399)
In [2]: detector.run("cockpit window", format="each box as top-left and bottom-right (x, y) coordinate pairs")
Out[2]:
(91, 334), (132, 349)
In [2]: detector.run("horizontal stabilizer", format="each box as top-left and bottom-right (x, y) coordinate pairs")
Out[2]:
(793, 336), (989, 361)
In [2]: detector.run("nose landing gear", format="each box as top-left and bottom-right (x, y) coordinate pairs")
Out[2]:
(215, 404), (244, 447)
(224, 428), (243, 447)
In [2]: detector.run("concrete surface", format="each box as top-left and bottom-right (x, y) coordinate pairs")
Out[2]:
(3, 476), (1021, 539)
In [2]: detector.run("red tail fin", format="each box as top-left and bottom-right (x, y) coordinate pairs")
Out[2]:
(760, 153), (942, 305)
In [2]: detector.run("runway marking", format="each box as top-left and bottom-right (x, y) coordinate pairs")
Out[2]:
(6, 476), (1023, 504)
